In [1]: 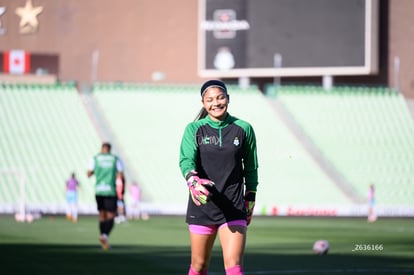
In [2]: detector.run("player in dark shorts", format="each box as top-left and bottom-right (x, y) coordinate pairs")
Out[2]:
(87, 142), (124, 250)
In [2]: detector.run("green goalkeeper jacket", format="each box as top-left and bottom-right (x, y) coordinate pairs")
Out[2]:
(179, 113), (258, 225)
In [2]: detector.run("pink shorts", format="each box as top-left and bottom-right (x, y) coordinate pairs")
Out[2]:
(189, 220), (247, 235)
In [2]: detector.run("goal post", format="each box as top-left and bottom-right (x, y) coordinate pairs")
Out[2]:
(0, 168), (26, 222)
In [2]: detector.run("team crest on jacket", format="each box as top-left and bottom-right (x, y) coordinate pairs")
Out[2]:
(233, 137), (240, 146)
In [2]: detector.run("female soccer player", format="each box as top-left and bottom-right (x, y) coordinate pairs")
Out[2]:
(65, 172), (80, 223)
(179, 80), (259, 275)
(368, 183), (377, 222)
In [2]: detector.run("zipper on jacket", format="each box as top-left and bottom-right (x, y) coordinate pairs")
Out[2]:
(219, 126), (222, 147)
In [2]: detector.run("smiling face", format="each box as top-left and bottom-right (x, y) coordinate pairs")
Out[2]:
(202, 87), (229, 122)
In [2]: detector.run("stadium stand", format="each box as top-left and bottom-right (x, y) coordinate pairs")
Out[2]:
(2, 82), (413, 217)
(269, 85), (414, 210)
(92, 83), (353, 215)
(0, 83), (100, 214)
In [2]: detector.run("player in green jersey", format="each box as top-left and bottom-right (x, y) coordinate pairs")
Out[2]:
(87, 142), (124, 250)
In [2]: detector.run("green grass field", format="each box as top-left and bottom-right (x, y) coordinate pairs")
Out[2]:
(0, 215), (413, 275)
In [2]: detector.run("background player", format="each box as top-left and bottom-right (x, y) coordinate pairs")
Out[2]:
(65, 172), (80, 223)
(87, 142), (124, 250)
(115, 175), (127, 224)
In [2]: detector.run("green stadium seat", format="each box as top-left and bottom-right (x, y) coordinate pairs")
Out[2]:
(276, 85), (414, 206)
(0, 84), (101, 214)
(2, 82), (413, 216)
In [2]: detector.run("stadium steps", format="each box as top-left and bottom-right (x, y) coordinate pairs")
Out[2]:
(272, 85), (414, 206)
(228, 88), (353, 208)
(266, 97), (365, 204)
(80, 89), (140, 189)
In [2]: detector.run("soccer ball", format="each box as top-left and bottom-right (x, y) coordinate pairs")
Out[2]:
(313, 240), (329, 255)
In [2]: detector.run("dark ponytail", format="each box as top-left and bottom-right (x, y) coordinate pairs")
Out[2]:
(194, 108), (208, 121)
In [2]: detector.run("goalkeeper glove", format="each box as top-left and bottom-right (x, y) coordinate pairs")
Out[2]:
(186, 172), (214, 206)
(244, 190), (256, 225)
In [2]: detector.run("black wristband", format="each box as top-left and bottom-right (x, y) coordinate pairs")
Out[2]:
(185, 171), (198, 181)
(244, 191), (256, 201)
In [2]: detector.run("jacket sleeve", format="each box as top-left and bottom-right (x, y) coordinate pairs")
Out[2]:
(179, 123), (198, 179)
(243, 123), (259, 192)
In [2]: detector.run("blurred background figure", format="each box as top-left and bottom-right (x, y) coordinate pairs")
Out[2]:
(128, 181), (142, 220)
(115, 175), (127, 224)
(87, 142), (124, 250)
(65, 172), (80, 223)
(368, 183), (377, 222)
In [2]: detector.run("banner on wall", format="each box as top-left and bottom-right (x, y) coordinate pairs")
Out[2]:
(3, 50), (31, 74)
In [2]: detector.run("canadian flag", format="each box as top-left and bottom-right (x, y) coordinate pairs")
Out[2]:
(3, 50), (31, 74)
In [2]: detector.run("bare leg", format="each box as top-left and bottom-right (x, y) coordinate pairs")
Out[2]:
(218, 224), (246, 272)
(189, 232), (217, 273)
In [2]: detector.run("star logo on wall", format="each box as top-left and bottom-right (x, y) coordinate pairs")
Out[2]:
(0, 7), (6, 35)
(15, 0), (43, 34)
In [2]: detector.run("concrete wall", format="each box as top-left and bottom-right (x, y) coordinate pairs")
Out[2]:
(0, 0), (201, 84)
(0, 0), (413, 97)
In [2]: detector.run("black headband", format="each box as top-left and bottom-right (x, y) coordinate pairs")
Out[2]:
(200, 80), (227, 97)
